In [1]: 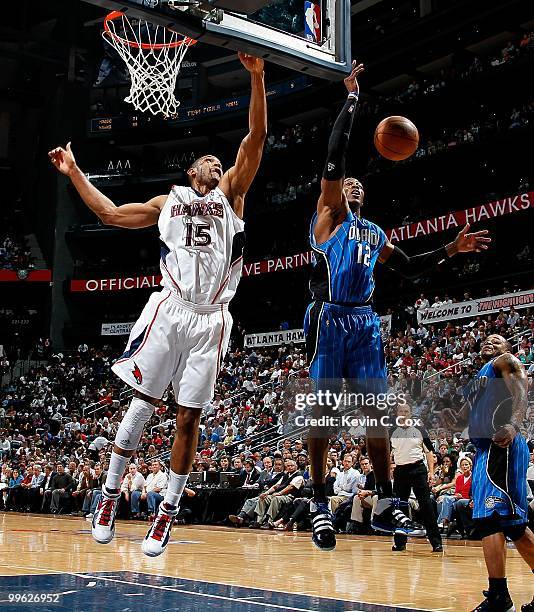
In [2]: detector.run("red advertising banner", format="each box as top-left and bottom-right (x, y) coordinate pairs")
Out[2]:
(70, 253), (315, 292)
(386, 191), (533, 243)
(70, 275), (162, 292)
(0, 269), (52, 282)
(242, 251), (313, 277)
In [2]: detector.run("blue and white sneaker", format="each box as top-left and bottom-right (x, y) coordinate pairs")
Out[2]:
(310, 500), (336, 551)
(372, 498), (426, 537)
(141, 503), (177, 557)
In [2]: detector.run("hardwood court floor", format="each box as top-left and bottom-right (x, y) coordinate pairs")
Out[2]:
(0, 512), (532, 611)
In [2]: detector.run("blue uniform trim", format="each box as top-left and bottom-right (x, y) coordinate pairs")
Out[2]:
(118, 326), (148, 361)
(305, 301), (325, 368)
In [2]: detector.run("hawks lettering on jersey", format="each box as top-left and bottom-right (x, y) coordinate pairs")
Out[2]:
(170, 200), (224, 218)
(158, 186), (245, 305)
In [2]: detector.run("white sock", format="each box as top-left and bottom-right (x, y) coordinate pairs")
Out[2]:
(105, 451), (129, 492)
(163, 470), (189, 509)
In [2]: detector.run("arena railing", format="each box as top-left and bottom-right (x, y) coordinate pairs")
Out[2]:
(83, 387), (134, 418)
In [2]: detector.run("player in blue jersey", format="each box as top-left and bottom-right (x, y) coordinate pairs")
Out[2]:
(304, 61), (491, 552)
(462, 335), (534, 612)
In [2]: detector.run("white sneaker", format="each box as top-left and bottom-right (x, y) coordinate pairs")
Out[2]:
(141, 504), (177, 557)
(85, 513), (94, 522)
(91, 487), (120, 544)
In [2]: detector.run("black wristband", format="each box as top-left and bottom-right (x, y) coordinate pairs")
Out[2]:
(386, 245), (449, 280)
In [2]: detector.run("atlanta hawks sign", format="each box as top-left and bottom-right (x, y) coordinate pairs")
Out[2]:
(244, 329), (306, 348)
(386, 191), (532, 243)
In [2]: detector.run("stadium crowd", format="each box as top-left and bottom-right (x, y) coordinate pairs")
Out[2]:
(263, 97), (533, 203)
(1, 301), (532, 537)
(0, 234), (33, 272)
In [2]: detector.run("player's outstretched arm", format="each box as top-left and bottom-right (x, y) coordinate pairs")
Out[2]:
(48, 142), (165, 229)
(315, 60), (363, 243)
(378, 223), (491, 278)
(220, 53), (267, 219)
(493, 352), (527, 448)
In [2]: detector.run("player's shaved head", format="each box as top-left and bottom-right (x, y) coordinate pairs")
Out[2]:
(480, 334), (511, 361)
(189, 155), (222, 172)
(187, 155), (223, 190)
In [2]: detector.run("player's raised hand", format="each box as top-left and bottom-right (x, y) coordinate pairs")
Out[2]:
(452, 223), (491, 253)
(48, 142), (77, 177)
(344, 60), (364, 95)
(238, 52), (264, 74)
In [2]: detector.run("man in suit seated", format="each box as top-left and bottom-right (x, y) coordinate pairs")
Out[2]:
(348, 457), (377, 534)
(39, 465), (57, 513)
(240, 458), (261, 487)
(257, 456), (275, 488)
(254, 459), (304, 529)
(229, 457), (285, 526)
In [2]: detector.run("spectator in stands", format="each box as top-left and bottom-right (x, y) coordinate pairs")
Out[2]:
(432, 455), (457, 517)
(229, 456), (286, 527)
(139, 460), (168, 519)
(257, 455), (274, 487)
(45, 463), (76, 514)
(83, 464), (105, 518)
(0, 466), (12, 509)
(348, 457), (376, 534)
(6, 467), (23, 510)
(71, 465), (95, 514)
(23, 464), (45, 512)
(329, 454), (359, 514)
(241, 458), (261, 487)
(437, 457), (473, 534)
(255, 459), (304, 529)
(415, 294), (430, 311)
(0, 435), (10, 460)
(121, 464), (145, 518)
(37, 465), (55, 513)
(219, 456), (230, 472)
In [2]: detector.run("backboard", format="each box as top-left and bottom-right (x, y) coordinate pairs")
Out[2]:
(82, 0), (352, 80)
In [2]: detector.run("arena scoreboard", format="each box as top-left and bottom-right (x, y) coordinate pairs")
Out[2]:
(89, 76), (311, 134)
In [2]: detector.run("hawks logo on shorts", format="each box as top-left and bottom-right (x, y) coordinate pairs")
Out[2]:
(132, 362), (143, 385)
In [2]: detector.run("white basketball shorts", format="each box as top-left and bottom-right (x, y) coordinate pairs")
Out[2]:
(112, 290), (232, 409)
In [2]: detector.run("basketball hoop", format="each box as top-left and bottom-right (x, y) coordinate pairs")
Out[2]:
(102, 11), (197, 118)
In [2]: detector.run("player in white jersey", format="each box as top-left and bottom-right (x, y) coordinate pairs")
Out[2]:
(48, 52), (267, 557)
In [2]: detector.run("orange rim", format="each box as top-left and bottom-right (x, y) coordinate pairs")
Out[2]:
(103, 11), (197, 50)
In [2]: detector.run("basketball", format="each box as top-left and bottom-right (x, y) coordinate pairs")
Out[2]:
(374, 116), (419, 161)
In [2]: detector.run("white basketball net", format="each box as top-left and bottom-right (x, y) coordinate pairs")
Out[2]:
(103, 12), (195, 118)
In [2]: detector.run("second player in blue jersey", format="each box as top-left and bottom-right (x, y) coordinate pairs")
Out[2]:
(303, 60), (492, 552)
